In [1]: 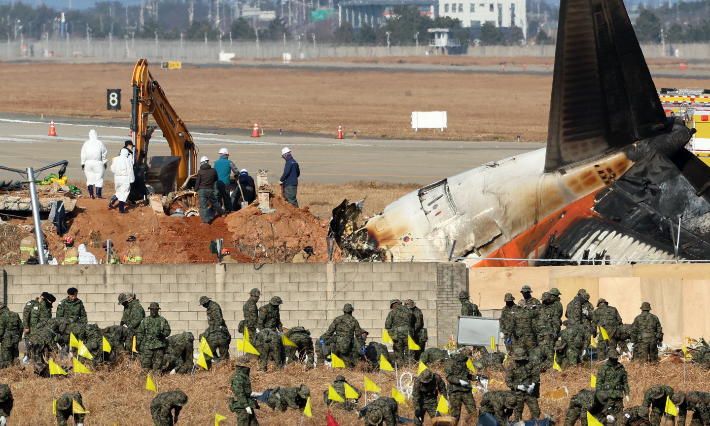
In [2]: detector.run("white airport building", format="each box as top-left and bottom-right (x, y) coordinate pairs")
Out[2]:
(438, 0), (526, 34)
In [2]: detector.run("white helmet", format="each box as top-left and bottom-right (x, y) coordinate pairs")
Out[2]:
(219, 148), (229, 155)
(281, 147), (291, 156)
(240, 169), (248, 174)
(200, 156), (209, 163)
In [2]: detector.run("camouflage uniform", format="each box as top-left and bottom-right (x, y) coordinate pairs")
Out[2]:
(284, 326), (314, 367)
(460, 291), (482, 316)
(324, 304), (365, 368)
(267, 385), (310, 412)
(243, 289), (260, 345)
(537, 292), (560, 350)
(501, 293), (517, 353)
(473, 352), (507, 372)
(79, 324), (103, 366)
(675, 391), (710, 426)
(511, 300), (538, 352)
(561, 321), (586, 363)
(229, 362), (259, 426)
(419, 348), (448, 366)
(519, 285), (541, 308)
(566, 292), (586, 325)
(412, 369), (447, 426)
(549, 288), (564, 335)
(26, 327), (58, 370)
(119, 294), (145, 349)
(256, 328), (284, 371)
(384, 299), (413, 366)
(505, 348), (541, 420)
(0, 304), (23, 368)
(364, 341), (392, 372)
(150, 390), (188, 426)
(564, 390), (605, 426)
(324, 375), (361, 411)
(56, 393), (85, 426)
(56, 297), (87, 324)
(592, 299), (623, 359)
(103, 325), (129, 355)
(481, 390), (517, 426)
(200, 296), (231, 360)
(621, 406), (651, 426)
(631, 302), (663, 363)
(553, 340), (580, 370)
(136, 302), (171, 374)
(694, 347), (710, 370)
(362, 396), (398, 426)
(642, 386), (675, 426)
(529, 343), (553, 372)
(163, 332), (194, 374)
(445, 349), (477, 421)
(257, 297), (283, 331)
(617, 324), (634, 355)
(23, 295), (53, 337)
(581, 293), (595, 325)
(405, 300), (427, 361)
(596, 349), (629, 419)
(0, 384), (13, 419)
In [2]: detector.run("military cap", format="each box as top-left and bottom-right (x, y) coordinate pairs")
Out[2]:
(641, 302), (652, 311)
(549, 288), (561, 296)
(577, 288), (587, 295)
(117, 293), (127, 304)
(173, 391), (189, 406)
(607, 348), (620, 359)
(404, 299), (415, 308)
(541, 292), (551, 301)
(0, 384), (10, 402)
(149, 302), (160, 310)
(67, 287), (78, 295)
(505, 393), (517, 409)
(597, 298), (607, 306)
(250, 288), (261, 297)
(199, 296), (211, 305)
(554, 340), (566, 350)
(459, 291), (470, 299)
(335, 375), (346, 382)
(362, 330), (370, 335)
(297, 384), (310, 398)
(366, 408), (383, 425)
(270, 296), (283, 306)
(389, 299), (400, 307)
(235, 355), (251, 365)
(343, 304), (354, 313)
(460, 347), (472, 358)
(419, 369), (433, 383)
(649, 387), (665, 400)
(512, 348), (528, 360)
(56, 395), (73, 411)
(638, 406), (651, 418)
(671, 392), (685, 405)
(520, 285), (532, 293)
(582, 292), (590, 301)
(42, 292), (56, 303)
(504, 293), (515, 302)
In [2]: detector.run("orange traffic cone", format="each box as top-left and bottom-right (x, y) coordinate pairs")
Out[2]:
(501, 64), (505, 72)
(523, 64), (526, 71)
(336, 125), (344, 139)
(48, 119), (57, 137)
(252, 122), (260, 138)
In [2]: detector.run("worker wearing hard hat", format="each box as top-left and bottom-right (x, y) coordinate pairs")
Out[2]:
(123, 236), (143, 264)
(214, 148), (239, 213)
(62, 237), (79, 265)
(232, 169), (256, 210)
(280, 147), (301, 207)
(220, 248), (238, 264)
(194, 156), (225, 225)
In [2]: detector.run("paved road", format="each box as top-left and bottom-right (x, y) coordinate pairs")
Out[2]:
(0, 115), (544, 185)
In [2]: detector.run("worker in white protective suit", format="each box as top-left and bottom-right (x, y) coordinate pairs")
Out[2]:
(80, 129), (108, 199)
(77, 244), (98, 265)
(109, 148), (135, 214)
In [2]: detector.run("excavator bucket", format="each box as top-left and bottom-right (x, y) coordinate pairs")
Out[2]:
(146, 156), (181, 194)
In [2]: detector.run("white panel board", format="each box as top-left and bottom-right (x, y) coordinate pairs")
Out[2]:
(412, 111), (447, 131)
(456, 316), (500, 346)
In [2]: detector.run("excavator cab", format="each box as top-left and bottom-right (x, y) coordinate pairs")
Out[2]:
(145, 156), (181, 194)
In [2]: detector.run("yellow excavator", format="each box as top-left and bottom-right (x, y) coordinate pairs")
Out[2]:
(130, 59), (197, 194)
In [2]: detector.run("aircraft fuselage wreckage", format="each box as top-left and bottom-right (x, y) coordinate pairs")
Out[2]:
(329, 0), (710, 266)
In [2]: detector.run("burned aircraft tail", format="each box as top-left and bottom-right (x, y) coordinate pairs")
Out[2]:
(545, 0), (670, 173)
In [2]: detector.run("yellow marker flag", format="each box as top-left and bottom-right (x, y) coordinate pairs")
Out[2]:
(49, 359), (67, 375)
(102, 336), (112, 353)
(53, 398), (57, 414)
(364, 375), (381, 393)
(344, 383), (359, 399)
(215, 413), (227, 426)
(244, 327), (250, 342)
(132, 335), (139, 353)
(303, 397), (312, 418)
(590, 335), (597, 349)
(328, 385), (345, 402)
(78, 342), (93, 360)
(331, 353), (346, 368)
(379, 354), (394, 371)
(599, 327), (609, 341)
(436, 396), (449, 414)
(73, 358), (91, 374)
(69, 332), (80, 349)
(146, 374), (157, 393)
(237, 339), (245, 352)
(466, 358), (476, 372)
(418, 361), (429, 374)
(72, 399), (89, 414)
(666, 396), (679, 416)
(197, 350), (209, 370)
(392, 387), (407, 404)
(243, 328), (260, 355)
(382, 329), (394, 344)
(199, 337), (214, 358)
(408, 335), (421, 350)
(682, 346), (692, 360)
(491, 336), (496, 351)
(591, 374), (596, 388)
(283, 334), (298, 347)
(553, 354), (562, 372)
(587, 412), (604, 426)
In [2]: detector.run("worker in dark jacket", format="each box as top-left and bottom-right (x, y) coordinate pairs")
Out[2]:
(279, 147), (300, 207)
(232, 169), (256, 210)
(194, 156), (225, 225)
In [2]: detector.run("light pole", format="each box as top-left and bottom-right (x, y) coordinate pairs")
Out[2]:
(386, 31), (391, 55)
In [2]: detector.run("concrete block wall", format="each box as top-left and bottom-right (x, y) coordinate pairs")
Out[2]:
(2, 262), (468, 348)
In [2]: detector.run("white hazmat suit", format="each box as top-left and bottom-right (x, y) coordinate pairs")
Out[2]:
(80, 130), (108, 188)
(77, 244), (98, 265)
(111, 148), (135, 204)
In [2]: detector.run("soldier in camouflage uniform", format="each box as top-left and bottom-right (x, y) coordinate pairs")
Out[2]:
(631, 302), (663, 364)
(26, 326), (58, 375)
(324, 375), (361, 411)
(537, 292), (559, 350)
(405, 299), (427, 360)
(473, 351), (507, 372)
(445, 348), (478, 422)
(581, 292), (595, 325)
(103, 324), (129, 355)
(163, 332), (194, 374)
(266, 384), (310, 412)
(549, 288), (563, 334)
(324, 304), (364, 369)
(78, 324), (103, 366)
(199, 296), (231, 361)
(284, 326), (314, 367)
(501, 293), (517, 353)
(617, 323), (634, 355)
(596, 348), (629, 419)
(481, 390), (517, 426)
(243, 288), (260, 345)
(642, 386), (676, 426)
(566, 290), (587, 326)
(553, 340), (580, 370)
(136, 302), (171, 375)
(23, 292), (55, 338)
(257, 328), (284, 372)
(560, 320), (586, 364)
(529, 342), (553, 372)
(230, 359), (259, 426)
(362, 396), (398, 426)
(0, 384), (13, 424)
(363, 334), (393, 372)
(519, 285), (541, 308)
(592, 298), (623, 360)
(56, 287), (87, 325)
(621, 406), (651, 426)
(119, 293), (145, 349)
(56, 392), (86, 426)
(419, 347), (448, 366)
(412, 369), (447, 426)
(0, 303), (23, 368)
(673, 391), (710, 426)
(384, 299), (413, 366)
(564, 390), (605, 426)
(150, 390), (188, 426)
(506, 348), (541, 420)
(511, 297), (538, 352)
(258, 296), (283, 332)
(460, 291), (482, 316)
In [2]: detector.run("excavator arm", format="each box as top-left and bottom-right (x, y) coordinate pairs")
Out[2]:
(130, 59), (197, 193)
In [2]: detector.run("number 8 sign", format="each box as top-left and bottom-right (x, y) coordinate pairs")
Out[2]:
(107, 89), (121, 110)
